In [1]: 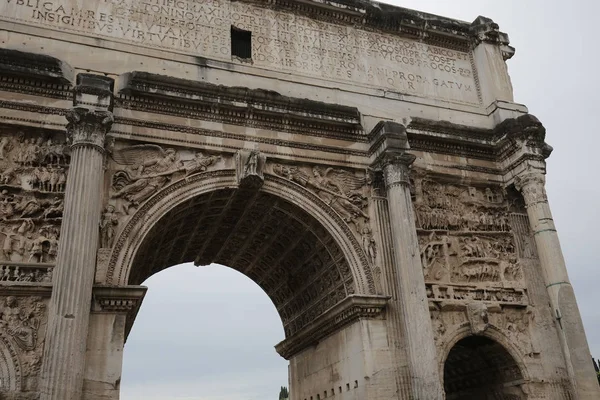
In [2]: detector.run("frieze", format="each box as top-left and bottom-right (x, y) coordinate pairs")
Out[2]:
(427, 284), (529, 307)
(112, 117), (368, 158)
(0, 263), (53, 284)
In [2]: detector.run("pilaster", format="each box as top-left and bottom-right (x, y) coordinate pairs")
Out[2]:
(370, 121), (443, 399)
(39, 74), (114, 400)
(514, 170), (600, 399)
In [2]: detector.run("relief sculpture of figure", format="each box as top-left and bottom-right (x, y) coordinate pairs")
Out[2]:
(0, 137), (11, 160)
(112, 145), (182, 207)
(42, 197), (63, 219)
(0, 191), (15, 220)
(182, 152), (219, 176)
(308, 166), (368, 223)
(0, 296), (38, 351)
(361, 226), (376, 265)
(100, 205), (119, 249)
(1, 226), (18, 260)
(273, 164), (368, 224)
(244, 150), (259, 176)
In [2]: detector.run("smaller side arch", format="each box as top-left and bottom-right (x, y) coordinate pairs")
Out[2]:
(440, 324), (530, 399)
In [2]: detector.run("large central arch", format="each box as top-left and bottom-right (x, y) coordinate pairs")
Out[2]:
(105, 170), (375, 338)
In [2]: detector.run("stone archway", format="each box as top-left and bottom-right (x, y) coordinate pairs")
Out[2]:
(114, 172), (370, 338)
(443, 335), (526, 400)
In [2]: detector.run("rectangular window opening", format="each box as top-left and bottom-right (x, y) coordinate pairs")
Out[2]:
(231, 26), (252, 60)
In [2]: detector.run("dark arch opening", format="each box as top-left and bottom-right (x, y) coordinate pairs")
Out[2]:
(130, 186), (356, 337)
(444, 336), (526, 400)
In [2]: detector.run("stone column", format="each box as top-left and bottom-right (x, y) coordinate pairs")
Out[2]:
(369, 174), (410, 399)
(381, 152), (444, 400)
(39, 74), (114, 400)
(515, 172), (600, 399)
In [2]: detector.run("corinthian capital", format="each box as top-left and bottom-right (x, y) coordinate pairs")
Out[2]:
(380, 152), (416, 189)
(66, 107), (114, 151)
(514, 172), (547, 206)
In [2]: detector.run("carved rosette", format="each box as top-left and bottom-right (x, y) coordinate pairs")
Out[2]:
(514, 173), (547, 207)
(381, 152), (416, 189)
(65, 107), (114, 152)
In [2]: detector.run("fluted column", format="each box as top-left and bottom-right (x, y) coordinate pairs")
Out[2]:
(370, 176), (411, 398)
(515, 172), (600, 399)
(381, 153), (444, 400)
(39, 75), (114, 400)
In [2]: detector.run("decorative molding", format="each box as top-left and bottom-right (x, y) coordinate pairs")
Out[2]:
(236, 0), (510, 53)
(66, 108), (113, 151)
(114, 117), (367, 157)
(92, 285), (147, 340)
(117, 71), (364, 142)
(275, 294), (388, 359)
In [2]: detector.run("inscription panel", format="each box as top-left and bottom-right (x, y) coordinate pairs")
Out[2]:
(0, 0), (480, 104)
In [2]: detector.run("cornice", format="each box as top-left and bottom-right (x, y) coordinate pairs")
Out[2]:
(0, 48), (73, 100)
(92, 285), (147, 341)
(117, 71), (364, 142)
(402, 115), (550, 164)
(240, 0), (510, 52)
(275, 295), (388, 359)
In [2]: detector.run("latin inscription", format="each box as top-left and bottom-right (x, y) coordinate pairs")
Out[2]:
(1, 0), (480, 104)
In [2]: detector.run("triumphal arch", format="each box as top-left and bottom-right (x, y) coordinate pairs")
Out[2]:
(0, 0), (598, 399)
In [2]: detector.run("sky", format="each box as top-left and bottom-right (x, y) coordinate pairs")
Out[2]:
(121, 0), (600, 398)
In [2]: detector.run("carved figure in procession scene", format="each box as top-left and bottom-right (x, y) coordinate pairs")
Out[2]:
(28, 229), (48, 263)
(0, 190), (16, 220)
(42, 197), (63, 219)
(0, 137), (11, 160)
(16, 196), (41, 219)
(112, 145), (182, 207)
(100, 205), (119, 249)
(43, 138), (69, 165)
(1, 226), (19, 260)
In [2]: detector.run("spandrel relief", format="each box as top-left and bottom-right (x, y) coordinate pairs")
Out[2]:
(0, 130), (69, 267)
(271, 163), (370, 235)
(106, 143), (223, 248)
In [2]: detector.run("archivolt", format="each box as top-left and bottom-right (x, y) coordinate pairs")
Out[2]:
(0, 331), (22, 391)
(105, 170), (375, 335)
(439, 324), (530, 385)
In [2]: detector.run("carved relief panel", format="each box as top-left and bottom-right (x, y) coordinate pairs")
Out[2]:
(418, 176), (541, 365)
(0, 127), (68, 278)
(0, 294), (48, 393)
(271, 162), (370, 240)
(103, 141), (223, 251)
(414, 177), (527, 308)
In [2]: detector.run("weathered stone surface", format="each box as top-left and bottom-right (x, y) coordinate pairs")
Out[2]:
(0, 0), (597, 398)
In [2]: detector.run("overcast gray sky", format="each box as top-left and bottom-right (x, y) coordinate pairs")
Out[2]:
(121, 0), (600, 398)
